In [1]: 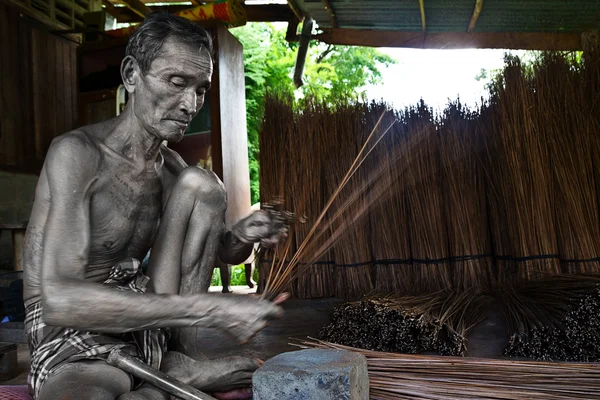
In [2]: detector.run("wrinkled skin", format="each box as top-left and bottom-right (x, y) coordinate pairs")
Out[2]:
(23, 36), (287, 399)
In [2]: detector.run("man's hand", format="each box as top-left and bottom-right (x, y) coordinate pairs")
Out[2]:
(206, 293), (288, 343)
(231, 208), (290, 248)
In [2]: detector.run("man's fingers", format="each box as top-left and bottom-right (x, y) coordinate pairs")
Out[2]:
(273, 292), (289, 305)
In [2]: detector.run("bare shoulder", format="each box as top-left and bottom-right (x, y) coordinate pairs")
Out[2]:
(44, 130), (102, 183)
(160, 144), (188, 176)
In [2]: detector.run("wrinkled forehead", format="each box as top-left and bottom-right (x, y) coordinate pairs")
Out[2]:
(150, 35), (213, 73)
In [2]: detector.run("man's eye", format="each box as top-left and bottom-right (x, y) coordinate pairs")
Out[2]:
(196, 88), (207, 96)
(170, 79), (185, 88)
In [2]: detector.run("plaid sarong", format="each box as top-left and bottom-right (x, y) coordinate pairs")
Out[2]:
(25, 258), (167, 399)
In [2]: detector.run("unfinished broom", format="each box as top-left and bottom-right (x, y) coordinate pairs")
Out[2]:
(260, 106), (398, 300)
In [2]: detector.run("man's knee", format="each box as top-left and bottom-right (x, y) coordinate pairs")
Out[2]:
(38, 361), (132, 400)
(176, 167), (226, 206)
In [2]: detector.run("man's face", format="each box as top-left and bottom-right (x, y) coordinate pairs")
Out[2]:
(134, 36), (213, 143)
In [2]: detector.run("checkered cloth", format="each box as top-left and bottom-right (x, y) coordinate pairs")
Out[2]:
(24, 258), (167, 399)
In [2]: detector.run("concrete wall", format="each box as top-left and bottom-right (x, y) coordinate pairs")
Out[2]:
(0, 171), (38, 269)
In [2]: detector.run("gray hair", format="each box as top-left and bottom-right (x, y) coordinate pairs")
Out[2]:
(126, 12), (213, 75)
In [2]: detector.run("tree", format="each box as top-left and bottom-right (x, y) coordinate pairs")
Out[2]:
(231, 23), (396, 204)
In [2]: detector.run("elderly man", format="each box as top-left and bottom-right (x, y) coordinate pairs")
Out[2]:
(23, 12), (286, 400)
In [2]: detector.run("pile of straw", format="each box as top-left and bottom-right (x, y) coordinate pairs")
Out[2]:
(297, 339), (600, 400)
(319, 290), (485, 356)
(501, 274), (600, 361)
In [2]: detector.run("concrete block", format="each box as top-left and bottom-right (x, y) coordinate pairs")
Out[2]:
(253, 349), (368, 400)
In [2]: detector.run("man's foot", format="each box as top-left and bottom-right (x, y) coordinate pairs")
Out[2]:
(222, 286), (232, 293)
(161, 351), (261, 393)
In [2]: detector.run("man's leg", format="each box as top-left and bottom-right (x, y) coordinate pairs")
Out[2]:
(148, 167), (226, 295)
(38, 361), (132, 400)
(38, 360), (170, 400)
(145, 167), (261, 394)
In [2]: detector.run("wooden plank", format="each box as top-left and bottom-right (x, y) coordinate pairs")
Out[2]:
(1, 0), (70, 30)
(63, 39), (72, 134)
(31, 28), (45, 162)
(0, 3), (18, 166)
(46, 32), (57, 154)
(18, 14), (36, 170)
(0, 3), (9, 166)
(55, 39), (66, 136)
(315, 29), (583, 51)
(71, 39), (78, 129)
(120, 0), (151, 18)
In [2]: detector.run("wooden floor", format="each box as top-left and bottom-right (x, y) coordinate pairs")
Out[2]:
(0, 288), (510, 386)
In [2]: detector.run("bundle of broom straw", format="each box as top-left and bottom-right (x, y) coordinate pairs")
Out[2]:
(534, 53), (600, 275)
(403, 101), (451, 293)
(368, 106), (414, 294)
(289, 101), (334, 298)
(257, 93), (295, 291)
(327, 103), (375, 299)
(297, 339), (600, 400)
(484, 55), (560, 283)
(439, 101), (493, 291)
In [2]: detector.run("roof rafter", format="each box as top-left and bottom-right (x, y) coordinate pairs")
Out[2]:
(418, 0), (426, 31)
(120, 0), (151, 18)
(315, 28), (583, 51)
(468, 0), (483, 33)
(321, 0), (337, 28)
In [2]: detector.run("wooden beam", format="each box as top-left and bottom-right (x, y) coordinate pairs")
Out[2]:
(111, 3), (294, 23)
(286, 16), (300, 42)
(468, 0), (483, 33)
(120, 0), (151, 18)
(315, 28), (583, 51)
(102, 0), (127, 21)
(321, 0), (337, 28)
(245, 4), (294, 22)
(286, 0), (303, 21)
(418, 0), (425, 31)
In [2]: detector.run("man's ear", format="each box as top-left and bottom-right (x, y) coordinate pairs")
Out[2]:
(121, 55), (140, 94)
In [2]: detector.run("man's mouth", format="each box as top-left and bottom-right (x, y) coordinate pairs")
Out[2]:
(165, 118), (190, 128)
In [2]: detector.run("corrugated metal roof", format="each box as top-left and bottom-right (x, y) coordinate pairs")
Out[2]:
(295, 0), (600, 33)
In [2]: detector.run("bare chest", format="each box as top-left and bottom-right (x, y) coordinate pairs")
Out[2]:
(88, 164), (165, 263)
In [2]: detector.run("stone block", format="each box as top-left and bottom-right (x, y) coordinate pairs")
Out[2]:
(253, 349), (368, 400)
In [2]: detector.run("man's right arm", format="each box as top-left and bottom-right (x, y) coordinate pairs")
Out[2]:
(41, 134), (281, 341)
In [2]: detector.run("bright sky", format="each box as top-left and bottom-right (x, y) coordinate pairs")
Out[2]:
(365, 48), (527, 111)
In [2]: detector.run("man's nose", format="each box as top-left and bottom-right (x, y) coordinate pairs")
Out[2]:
(180, 89), (197, 116)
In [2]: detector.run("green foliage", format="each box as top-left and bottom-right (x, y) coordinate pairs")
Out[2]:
(230, 23), (395, 204)
(210, 264), (259, 286)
